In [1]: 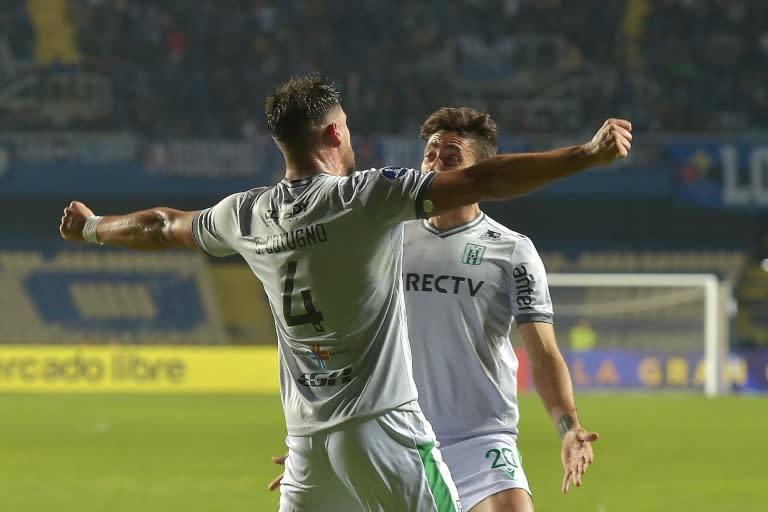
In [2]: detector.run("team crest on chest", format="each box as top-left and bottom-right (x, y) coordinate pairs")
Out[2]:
(461, 243), (486, 265)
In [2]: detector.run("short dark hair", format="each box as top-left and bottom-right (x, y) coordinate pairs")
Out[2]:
(265, 74), (342, 145)
(419, 107), (498, 160)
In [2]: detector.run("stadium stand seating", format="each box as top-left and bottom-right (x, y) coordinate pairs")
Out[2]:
(2, 0), (767, 135)
(0, 250), (226, 345)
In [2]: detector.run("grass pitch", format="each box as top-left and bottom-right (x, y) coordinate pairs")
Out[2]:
(1, 393), (766, 511)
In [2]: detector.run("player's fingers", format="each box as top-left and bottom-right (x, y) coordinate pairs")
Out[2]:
(606, 118), (632, 131)
(267, 473), (283, 491)
(569, 466), (578, 488)
(615, 126), (632, 141)
(271, 454), (288, 465)
(562, 470), (571, 494)
(60, 217), (73, 238)
(607, 127), (631, 148)
(615, 137), (629, 157)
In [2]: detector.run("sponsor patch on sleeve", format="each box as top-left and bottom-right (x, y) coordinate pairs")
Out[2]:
(380, 166), (408, 180)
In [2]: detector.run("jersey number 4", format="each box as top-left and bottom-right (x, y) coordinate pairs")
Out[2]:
(283, 260), (325, 332)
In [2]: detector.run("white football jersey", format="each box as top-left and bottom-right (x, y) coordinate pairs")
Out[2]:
(403, 213), (553, 443)
(193, 168), (435, 435)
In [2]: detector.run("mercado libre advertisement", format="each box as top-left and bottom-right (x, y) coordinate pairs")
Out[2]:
(2, 346), (766, 394)
(0, 346), (279, 393)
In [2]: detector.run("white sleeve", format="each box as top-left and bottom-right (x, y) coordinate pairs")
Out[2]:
(509, 236), (554, 324)
(337, 167), (436, 224)
(192, 192), (244, 257)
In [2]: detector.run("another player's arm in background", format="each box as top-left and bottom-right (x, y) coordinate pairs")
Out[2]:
(520, 322), (598, 494)
(60, 200), (199, 250)
(426, 118), (632, 215)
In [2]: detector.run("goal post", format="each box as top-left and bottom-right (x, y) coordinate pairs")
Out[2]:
(542, 273), (730, 396)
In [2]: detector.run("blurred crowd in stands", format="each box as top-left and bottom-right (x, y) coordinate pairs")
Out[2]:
(1, 0), (767, 138)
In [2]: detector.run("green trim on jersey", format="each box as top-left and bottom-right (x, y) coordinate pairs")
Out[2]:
(417, 442), (461, 512)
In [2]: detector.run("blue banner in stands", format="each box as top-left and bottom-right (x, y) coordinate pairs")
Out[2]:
(1, 133), (766, 204)
(564, 349), (768, 393)
(670, 140), (768, 209)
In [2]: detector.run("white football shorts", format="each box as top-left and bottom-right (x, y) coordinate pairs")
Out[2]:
(279, 403), (463, 512)
(439, 433), (531, 511)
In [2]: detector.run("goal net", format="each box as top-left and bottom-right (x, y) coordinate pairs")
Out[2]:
(510, 273), (730, 396)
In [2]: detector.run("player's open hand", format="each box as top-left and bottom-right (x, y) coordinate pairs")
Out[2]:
(267, 453), (288, 491)
(561, 428), (599, 494)
(60, 201), (96, 242)
(582, 118), (632, 165)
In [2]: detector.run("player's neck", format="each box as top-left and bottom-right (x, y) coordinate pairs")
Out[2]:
(283, 148), (345, 180)
(428, 204), (482, 231)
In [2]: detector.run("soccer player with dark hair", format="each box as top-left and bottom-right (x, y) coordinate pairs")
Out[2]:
(60, 74), (631, 511)
(409, 107), (595, 511)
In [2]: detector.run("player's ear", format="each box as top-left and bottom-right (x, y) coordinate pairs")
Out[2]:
(324, 122), (342, 147)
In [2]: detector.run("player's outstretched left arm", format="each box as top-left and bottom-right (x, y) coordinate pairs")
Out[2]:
(60, 200), (200, 251)
(519, 322), (599, 494)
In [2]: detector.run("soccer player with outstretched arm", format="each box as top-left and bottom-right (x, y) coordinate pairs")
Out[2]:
(60, 74), (631, 511)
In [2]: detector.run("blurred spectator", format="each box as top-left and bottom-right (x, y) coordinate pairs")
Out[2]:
(569, 319), (597, 352)
(2, 0), (767, 137)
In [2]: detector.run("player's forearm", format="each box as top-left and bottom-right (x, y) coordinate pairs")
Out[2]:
(92, 209), (195, 250)
(530, 350), (583, 437)
(466, 145), (597, 200)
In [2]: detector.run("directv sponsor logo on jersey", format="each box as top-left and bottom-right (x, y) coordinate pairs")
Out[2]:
(405, 273), (484, 296)
(380, 166), (408, 180)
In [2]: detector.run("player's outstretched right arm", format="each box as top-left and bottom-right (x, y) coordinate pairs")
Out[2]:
(60, 200), (200, 251)
(426, 118), (632, 215)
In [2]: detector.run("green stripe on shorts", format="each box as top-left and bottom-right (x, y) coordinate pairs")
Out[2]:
(417, 442), (459, 512)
